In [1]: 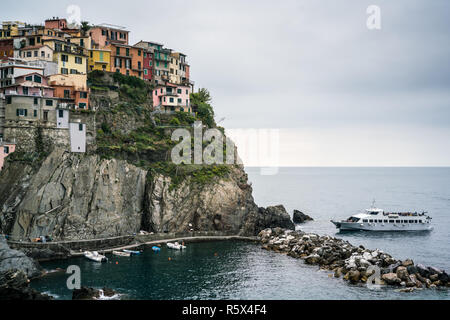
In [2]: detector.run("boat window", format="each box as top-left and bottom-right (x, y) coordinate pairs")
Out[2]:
(384, 220), (387, 223)
(419, 220), (422, 223)
(369, 220), (373, 223)
(389, 220), (394, 223)
(363, 219), (368, 223)
(409, 220), (414, 223)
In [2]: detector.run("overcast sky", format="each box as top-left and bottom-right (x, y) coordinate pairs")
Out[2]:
(4, 0), (450, 166)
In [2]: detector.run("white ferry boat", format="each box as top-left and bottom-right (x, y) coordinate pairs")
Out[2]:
(331, 203), (433, 232)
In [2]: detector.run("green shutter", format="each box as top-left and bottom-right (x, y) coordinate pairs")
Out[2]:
(16, 109), (19, 116)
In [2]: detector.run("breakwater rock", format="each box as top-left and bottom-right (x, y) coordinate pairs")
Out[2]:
(293, 210), (313, 224)
(259, 228), (449, 290)
(72, 287), (118, 300)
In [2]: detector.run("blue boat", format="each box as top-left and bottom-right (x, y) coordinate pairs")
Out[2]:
(123, 249), (142, 255)
(152, 246), (161, 252)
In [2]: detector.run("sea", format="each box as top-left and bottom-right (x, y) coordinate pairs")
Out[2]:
(31, 167), (450, 300)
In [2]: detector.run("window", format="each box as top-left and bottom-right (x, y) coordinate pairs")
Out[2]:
(64, 90), (70, 98)
(177, 89), (182, 94)
(138, 50), (141, 56)
(177, 98), (182, 104)
(144, 69), (148, 75)
(22, 87), (28, 95)
(58, 110), (64, 118)
(41, 51), (45, 57)
(43, 111), (48, 121)
(80, 92), (88, 99)
(34, 51), (38, 57)
(79, 123), (83, 131)
(70, 69), (78, 74)
(99, 52), (104, 61)
(61, 68), (69, 74)
(16, 109), (27, 116)
(384, 220), (387, 223)
(3, 146), (9, 154)
(26, 51), (32, 57)
(389, 220), (395, 223)
(409, 220), (414, 223)
(34, 75), (41, 83)
(75, 57), (82, 64)
(34, 98), (38, 105)
(45, 100), (53, 106)
(34, 110), (37, 117)
(419, 220), (423, 223)
(116, 47), (120, 55)
(61, 54), (68, 62)
(79, 103), (86, 109)
(169, 98), (174, 103)
(369, 220), (373, 223)
(6, 96), (11, 104)
(80, 39), (84, 47)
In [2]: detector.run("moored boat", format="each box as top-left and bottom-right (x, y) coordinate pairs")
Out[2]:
(331, 202), (433, 232)
(84, 251), (108, 262)
(113, 250), (131, 257)
(167, 242), (187, 250)
(123, 249), (141, 255)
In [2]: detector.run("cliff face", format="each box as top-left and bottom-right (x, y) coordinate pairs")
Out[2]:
(0, 72), (294, 240)
(0, 148), (292, 240)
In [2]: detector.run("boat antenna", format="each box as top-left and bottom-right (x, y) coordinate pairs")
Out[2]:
(371, 199), (376, 208)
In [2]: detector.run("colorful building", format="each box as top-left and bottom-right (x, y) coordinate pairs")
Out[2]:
(2, 73), (59, 127)
(108, 43), (143, 78)
(15, 45), (53, 62)
(48, 74), (89, 109)
(0, 21), (25, 39)
(0, 59), (45, 88)
(0, 140), (15, 170)
(45, 18), (68, 30)
(153, 83), (192, 113)
(134, 41), (170, 85)
(89, 24), (129, 48)
(43, 39), (88, 75)
(143, 49), (153, 81)
(88, 48), (111, 72)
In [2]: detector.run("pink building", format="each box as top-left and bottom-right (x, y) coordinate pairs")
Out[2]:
(89, 24), (129, 49)
(153, 83), (191, 113)
(0, 141), (15, 171)
(2, 72), (54, 97)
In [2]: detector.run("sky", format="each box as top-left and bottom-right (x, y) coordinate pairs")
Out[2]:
(3, 0), (450, 166)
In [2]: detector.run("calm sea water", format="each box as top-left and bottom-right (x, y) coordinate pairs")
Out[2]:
(31, 167), (450, 300)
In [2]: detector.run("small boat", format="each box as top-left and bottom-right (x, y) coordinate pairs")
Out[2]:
(331, 201), (433, 232)
(152, 246), (161, 252)
(112, 250), (131, 257)
(167, 242), (186, 250)
(123, 249), (141, 255)
(84, 251), (108, 262)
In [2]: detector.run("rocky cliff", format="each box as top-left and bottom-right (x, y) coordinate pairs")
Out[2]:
(0, 72), (293, 240)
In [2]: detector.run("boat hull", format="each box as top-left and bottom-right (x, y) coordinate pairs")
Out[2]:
(332, 220), (433, 232)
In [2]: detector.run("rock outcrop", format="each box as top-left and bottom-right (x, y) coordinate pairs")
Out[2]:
(0, 148), (293, 240)
(292, 210), (313, 224)
(0, 237), (41, 278)
(72, 287), (118, 300)
(0, 269), (51, 300)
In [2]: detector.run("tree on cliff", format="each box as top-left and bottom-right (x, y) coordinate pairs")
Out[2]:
(190, 88), (215, 128)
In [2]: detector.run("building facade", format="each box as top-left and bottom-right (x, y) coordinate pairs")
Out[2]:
(89, 24), (129, 48)
(0, 140), (15, 170)
(48, 74), (89, 109)
(43, 39), (88, 75)
(88, 48), (111, 72)
(108, 43), (143, 78)
(153, 83), (191, 113)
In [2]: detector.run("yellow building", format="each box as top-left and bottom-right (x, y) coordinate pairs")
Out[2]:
(0, 21), (25, 39)
(43, 39), (88, 75)
(168, 53), (181, 84)
(88, 48), (111, 72)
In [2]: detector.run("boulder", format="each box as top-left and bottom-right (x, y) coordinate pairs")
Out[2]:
(347, 270), (361, 284)
(416, 264), (430, 278)
(396, 266), (409, 281)
(305, 254), (321, 265)
(72, 287), (101, 300)
(382, 273), (402, 285)
(402, 259), (414, 267)
(407, 265), (418, 275)
(292, 210), (313, 224)
(438, 272), (449, 284)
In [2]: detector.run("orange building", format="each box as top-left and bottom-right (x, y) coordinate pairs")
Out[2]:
(108, 43), (144, 78)
(48, 74), (89, 109)
(89, 24), (129, 49)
